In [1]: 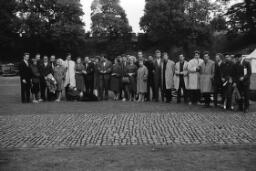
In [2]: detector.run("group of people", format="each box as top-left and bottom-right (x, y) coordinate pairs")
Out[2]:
(19, 49), (252, 112)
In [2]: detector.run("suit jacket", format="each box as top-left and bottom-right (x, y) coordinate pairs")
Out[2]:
(84, 62), (95, 77)
(174, 61), (189, 90)
(39, 62), (53, 77)
(19, 60), (32, 81)
(233, 60), (252, 87)
(153, 59), (162, 85)
(214, 61), (225, 87)
(98, 60), (112, 77)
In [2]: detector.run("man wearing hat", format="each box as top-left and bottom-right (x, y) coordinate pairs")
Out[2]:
(233, 54), (252, 113)
(187, 50), (203, 105)
(19, 52), (32, 103)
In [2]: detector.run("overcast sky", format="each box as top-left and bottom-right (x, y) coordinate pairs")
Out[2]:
(81, 0), (241, 33)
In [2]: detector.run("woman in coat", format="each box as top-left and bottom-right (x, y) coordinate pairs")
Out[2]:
(75, 57), (85, 93)
(110, 57), (122, 100)
(54, 59), (66, 102)
(137, 60), (148, 102)
(126, 56), (138, 101)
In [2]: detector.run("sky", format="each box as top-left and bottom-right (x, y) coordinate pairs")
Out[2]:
(81, 0), (241, 33)
(81, 0), (145, 33)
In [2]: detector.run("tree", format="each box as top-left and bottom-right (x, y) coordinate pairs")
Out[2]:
(210, 15), (227, 32)
(140, 0), (216, 54)
(0, 0), (18, 60)
(91, 0), (132, 37)
(15, 0), (86, 55)
(225, 0), (256, 36)
(90, 0), (132, 59)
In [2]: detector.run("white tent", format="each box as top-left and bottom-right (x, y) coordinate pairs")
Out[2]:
(245, 49), (256, 73)
(245, 49), (256, 59)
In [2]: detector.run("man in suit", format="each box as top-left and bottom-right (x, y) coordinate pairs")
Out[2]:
(84, 56), (95, 95)
(174, 53), (189, 103)
(233, 54), (252, 113)
(153, 50), (162, 102)
(19, 52), (32, 103)
(213, 53), (225, 107)
(98, 56), (112, 100)
(144, 55), (155, 101)
(39, 55), (53, 101)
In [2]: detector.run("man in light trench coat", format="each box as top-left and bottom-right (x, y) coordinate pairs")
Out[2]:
(199, 51), (215, 107)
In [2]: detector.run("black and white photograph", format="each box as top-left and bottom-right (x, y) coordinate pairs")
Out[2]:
(0, 0), (256, 170)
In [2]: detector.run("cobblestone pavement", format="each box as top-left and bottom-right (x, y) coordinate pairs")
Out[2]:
(0, 112), (256, 149)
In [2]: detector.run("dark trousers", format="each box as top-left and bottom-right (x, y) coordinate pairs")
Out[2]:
(99, 75), (110, 100)
(146, 78), (154, 101)
(202, 93), (211, 106)
(40, 77), (47, 100)
(177, 79), (187, 103)
(21, 79), (31, 103)
(163, 88), (172, 102)
(238, 84), (250, 111)
(189, 89), (200, 104)
(223, 83), (233, 109)
(31, 82), (40, 100)
(214, 84), (224, 106)
(85, 76), (94, 95)
(154, 82), (161, 102)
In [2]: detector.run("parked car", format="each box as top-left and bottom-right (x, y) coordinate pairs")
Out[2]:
(1, 63), (19, 76)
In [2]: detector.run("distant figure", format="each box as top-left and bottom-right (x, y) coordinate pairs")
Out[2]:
(153, 50), (162, 102)
(54, 59), (66, 102)
(199, 51), (215, 107)
(64, 53), (76, 89)
(75, 57), (85, 93)
(84, 56), (95, 95)
(188, 50), (203, 105)
(30, 58), (41, 103)
(233, 54), (252, 113)
(126, 56), (138, 101)
(174, 53), (189, 103)
(39, 55), (53, 101)
(19, 52), (32, 103)
(144, 55), (155, 101)
(161, 52), (175, 103)
(110, 57), (122, 100)
(213, 53), (225, 107)
(98, 56), (112, 100)
(137, 60), (148, 102)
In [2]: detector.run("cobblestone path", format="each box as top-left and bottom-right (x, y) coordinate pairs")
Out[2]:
(0, 112), (256, 148)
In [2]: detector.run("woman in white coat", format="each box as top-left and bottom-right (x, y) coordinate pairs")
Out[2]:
(64, 53), (76, 89)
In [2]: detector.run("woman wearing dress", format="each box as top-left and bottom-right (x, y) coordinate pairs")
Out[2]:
(126, 56), (138, 101)
(75, 57), (85, 93)
(137, 60), (148, 102)
(54, 59), (66, 102)
(110, 57), (122, 100)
